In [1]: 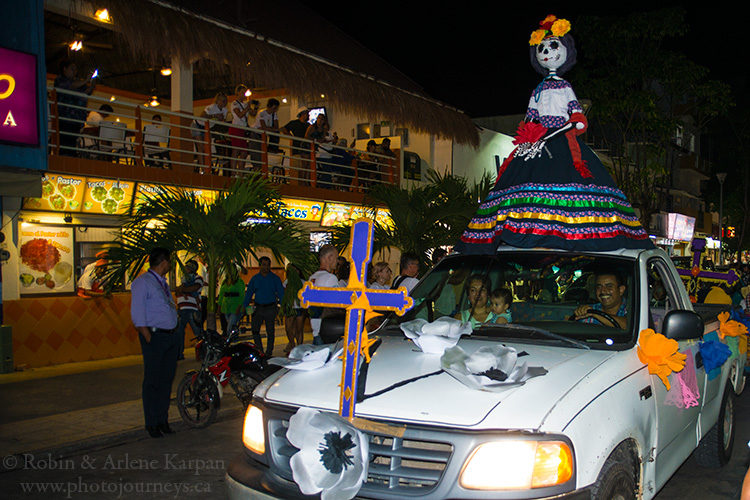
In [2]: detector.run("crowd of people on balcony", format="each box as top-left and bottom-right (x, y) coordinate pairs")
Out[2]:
(51, 70), (398, 190)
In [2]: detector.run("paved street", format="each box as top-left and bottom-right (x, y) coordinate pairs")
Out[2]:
(0, 350), (747, 499)
(0, 413), (244, 499)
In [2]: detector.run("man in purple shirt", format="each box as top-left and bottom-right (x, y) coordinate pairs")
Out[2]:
(241, 256), (284, 357)
(131, 247), (179, 438)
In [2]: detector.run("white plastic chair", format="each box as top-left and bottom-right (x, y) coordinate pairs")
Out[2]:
(98, 122), (128, 160)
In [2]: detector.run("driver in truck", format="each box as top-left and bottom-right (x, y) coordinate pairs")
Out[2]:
(574, 271), (629, 329)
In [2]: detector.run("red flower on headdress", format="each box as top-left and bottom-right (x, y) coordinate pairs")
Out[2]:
(540, 15), (557, 31)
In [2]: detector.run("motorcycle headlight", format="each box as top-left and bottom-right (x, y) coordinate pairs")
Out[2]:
(459, 440), (573, 490)
(242, 405), (265, 455)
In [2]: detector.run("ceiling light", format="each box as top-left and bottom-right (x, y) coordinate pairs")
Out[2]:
(149, 90), (160, 107)
(69, 40), (83, 51)
(320, 94), (325, 99)
(109, 95), (116, 102)
(281, 98), (288, 103)
(94, 9), (111, 23)
(244, 89), (252, 97)
(160, 67), (172, 76)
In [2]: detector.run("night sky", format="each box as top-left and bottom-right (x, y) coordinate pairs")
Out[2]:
(299, 2), (749, 118)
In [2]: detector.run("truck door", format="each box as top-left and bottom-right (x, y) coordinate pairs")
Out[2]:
(647, 258), (706, 488)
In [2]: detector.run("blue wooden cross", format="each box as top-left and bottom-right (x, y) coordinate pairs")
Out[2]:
(675, 238), (739, 301)
(298, 218), (413, 419)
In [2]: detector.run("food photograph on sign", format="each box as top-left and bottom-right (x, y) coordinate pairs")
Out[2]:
(23, 174), (86, 212)
(18, 224), (75, 294)
(82, 178), (135, 214)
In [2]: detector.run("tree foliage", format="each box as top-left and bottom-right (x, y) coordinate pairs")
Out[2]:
(102, 175), (314, 325)
(574, 8), (733, 230)
(330, 169), (493, 270)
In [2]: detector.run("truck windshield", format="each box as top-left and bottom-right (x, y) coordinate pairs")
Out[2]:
(386, 251), (639, 350)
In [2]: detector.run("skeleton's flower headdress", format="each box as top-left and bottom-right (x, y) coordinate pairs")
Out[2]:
(529, 14), (571, 45)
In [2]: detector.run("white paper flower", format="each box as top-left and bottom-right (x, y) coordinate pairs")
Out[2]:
(440, 345), (547, 392)
(268, 343), (343, 371)
(400, 317), (472, 354)
(286, 407), (369, 500)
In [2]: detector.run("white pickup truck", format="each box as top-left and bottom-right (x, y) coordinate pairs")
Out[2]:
(226, 247), (746, 499)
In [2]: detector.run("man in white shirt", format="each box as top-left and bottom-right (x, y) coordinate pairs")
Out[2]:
(308, 244), (339, 345)
(253, 98), (280, 153)
(82, 103), (113, 148)
(391, 252), (420, 294)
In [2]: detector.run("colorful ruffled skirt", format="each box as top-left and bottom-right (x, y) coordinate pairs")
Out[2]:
(455, 131), (654, 254)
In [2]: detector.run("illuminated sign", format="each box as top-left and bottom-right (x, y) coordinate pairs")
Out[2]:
(0, 46), (38, 146)
(375, 208), (394, 229)
(278, 198), (324, 222)
(23, 174), (86, 212)
(82, 178), (135, 215)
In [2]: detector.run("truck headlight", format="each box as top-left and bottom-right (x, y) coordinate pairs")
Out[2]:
(242, 404), (265, 455)
(459, 440), (573, 490)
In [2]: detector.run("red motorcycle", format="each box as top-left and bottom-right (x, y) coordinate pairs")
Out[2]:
(176, 327), (268, 428)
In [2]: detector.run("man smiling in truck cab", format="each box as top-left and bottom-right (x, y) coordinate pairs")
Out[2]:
(573, 271), (629, 329)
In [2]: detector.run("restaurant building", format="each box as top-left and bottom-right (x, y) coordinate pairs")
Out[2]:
(1, 1), (507, 369)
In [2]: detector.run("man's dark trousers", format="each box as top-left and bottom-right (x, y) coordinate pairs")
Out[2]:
(139, 330), (178, 427)
(251, 304), (278, 357)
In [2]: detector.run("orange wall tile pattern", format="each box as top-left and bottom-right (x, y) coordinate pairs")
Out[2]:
(3, 293), (143, 368)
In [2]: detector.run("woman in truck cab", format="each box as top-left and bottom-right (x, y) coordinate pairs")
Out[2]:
(573, 271), (629, 329)
(458, 275), (497, 328)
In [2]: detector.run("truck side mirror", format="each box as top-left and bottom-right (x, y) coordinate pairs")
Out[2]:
(661, 310), (704, 341)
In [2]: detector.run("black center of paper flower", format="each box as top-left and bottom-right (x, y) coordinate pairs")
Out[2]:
(478, 368), (508, 381)
(318, 431), (356, 474)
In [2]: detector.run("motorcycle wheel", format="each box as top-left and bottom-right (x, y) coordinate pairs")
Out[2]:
(236, 370), (267, 409)
(176, 372), (220, 428)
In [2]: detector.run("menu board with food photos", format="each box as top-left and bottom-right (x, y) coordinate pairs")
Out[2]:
(320, 203), (374, 227)
(182, 188), (219, 205)
(133, 183), (168, 208)
(82, 178), (135, 215)
(23, 174), (86, 212)
(18, 224), (75, 294)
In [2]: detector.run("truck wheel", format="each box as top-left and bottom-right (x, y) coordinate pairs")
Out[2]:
(591, 445), (637, 500)
(695, 383), (735, 467)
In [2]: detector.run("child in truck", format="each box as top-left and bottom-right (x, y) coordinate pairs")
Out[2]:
(491, 288), (513, 324)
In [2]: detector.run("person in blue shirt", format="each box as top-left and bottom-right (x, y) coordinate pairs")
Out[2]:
(241, 256), (285, 357)
(130, 247), (178, 438)
(573, 271), (629, 329)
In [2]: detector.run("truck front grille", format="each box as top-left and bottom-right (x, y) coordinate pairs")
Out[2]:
(267, 416), (453, 495)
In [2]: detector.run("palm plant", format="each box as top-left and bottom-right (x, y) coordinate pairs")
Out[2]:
(331, 169), (493, 270)
(103, 175), (314, 329)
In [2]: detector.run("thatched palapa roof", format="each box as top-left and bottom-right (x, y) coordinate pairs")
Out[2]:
(99, 0), (479, 146)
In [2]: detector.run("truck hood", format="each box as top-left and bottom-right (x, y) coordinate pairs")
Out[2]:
(263, 335), (614, 428)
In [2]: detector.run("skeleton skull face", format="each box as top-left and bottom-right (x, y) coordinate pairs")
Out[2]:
(536, 37), (567, 73)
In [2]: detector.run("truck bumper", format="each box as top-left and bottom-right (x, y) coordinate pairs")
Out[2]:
(226, 453), (593, 500)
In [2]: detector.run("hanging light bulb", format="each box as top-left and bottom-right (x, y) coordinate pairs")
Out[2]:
(244, 89), (252, 97)
(160, 67), (172, 76)
(69, 40), (83, 51)
(282, 98), (288, 104)
(149, 89), (160, 107)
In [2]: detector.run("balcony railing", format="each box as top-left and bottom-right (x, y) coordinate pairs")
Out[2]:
(47, 87), (400, 192)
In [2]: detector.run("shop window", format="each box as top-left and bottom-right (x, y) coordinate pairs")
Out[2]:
(356, 123), (371, 139)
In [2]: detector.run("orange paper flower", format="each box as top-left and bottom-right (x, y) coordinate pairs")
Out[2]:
(717, 311), (748, 340)
(529, 29), (547, 46)
(551, 19), (571, 37)
(637, 329), (687, 391)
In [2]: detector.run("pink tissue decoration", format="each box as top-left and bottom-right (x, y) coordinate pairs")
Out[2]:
(664, 349), (700, 409)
